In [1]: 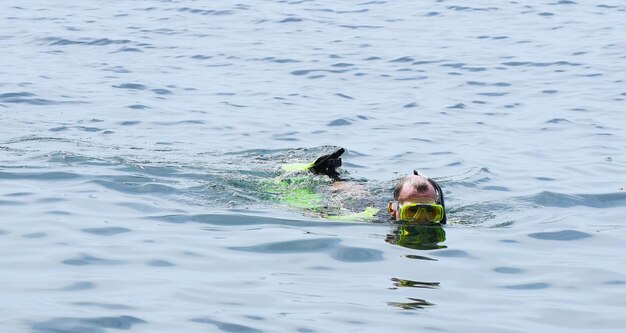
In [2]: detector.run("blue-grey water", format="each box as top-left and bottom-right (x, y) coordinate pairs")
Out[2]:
(1, 1), (625, 332)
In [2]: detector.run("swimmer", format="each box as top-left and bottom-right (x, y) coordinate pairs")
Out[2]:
(288, 147), (447, 224)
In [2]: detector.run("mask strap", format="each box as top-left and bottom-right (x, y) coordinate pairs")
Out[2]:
(427, 178), (447, 224)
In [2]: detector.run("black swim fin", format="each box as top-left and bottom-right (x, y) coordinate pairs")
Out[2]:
(309, 148), (345, 181)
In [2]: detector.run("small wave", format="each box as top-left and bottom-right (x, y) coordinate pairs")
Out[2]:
(546, 118), (571, 124)
(113, 47), (142, 52)
(502, 61), (581, 67)
(62, 255), (125, 266)
(477, 92), (508, 97)
(522, 191), (626, 208)
(279, 17), (303, 23)
(60, 281), (95, 291)
(494, 267), (525, 274)
(231, 237), (341, 253)
(22, 232), (46, 238)
(31, 316), (145, 333)
(549, 0), (577, 5)
(529, 229), (592, 241)
(477, 36), (509, 40)
(73, 302), (134, 310)
(112, 83), (146, 90)
(230, 237), (383, 262)
(80, 227), (131, 236)
(430, 249), (469, 258)
(127, 104), (150, 109)
(191, 318), (262, 333)
(447, 103), (466, 109)
(389, 56), (414, 63)
(177, 7), (235, 15)
(152, 120), (205, 125)
(257, 57), (300, 63)
(0, 92), (34, 99)
(89, 179), (179, 195)
(118, 121), (141, 126)
(151, 88), (173, 95)
(504, 282), (550, 290)
(441, 62), (487, 72)
(41, 37), (132, 46)
(327, 118), (352, 126)
(338, 24), (383, 29)
(467, 81), (511, 87)
(0, 170), (81, 181)
(87, 38), (131, 45)
(290, 69), (351, 76)
(0, 91), (87, 105)
(447, 5), (498, 11)
(146, 259), (174, 267)
(0, 199), (25, 206)
(147, 213), (322, 226)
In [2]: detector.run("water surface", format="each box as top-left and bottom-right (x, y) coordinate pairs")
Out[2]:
(1, 1), (625, 332)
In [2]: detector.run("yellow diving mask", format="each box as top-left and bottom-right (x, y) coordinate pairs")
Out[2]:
(390, 202), (445, 223)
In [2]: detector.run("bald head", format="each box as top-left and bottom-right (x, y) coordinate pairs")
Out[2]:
(393, 175), (437, 202)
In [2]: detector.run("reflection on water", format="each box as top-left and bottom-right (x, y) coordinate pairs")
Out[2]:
(390, 278), (440, 289)
(385, 223), (446, 250)
(386, 224), (445, 310)
(388, 298), (435, 310)
(402, 254), (438, 261)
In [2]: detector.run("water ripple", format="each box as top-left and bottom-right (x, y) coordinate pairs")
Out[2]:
(523, 191), (626, 208)
(177, 7), (235, 16)
(41, 37), (132, 46)
(73, 302), (134, 310)
(230, 238), (383, 262)
(231, 238), (340, 253)
(502, 61), (581, 67)
(0, 171), (81, 181)
(62, 255), (125, 266)
(529, 230), (592, 241)
(327, 118), (352, 126)
(191, 318), (262, 333)
(31, 316), (145, 333)
(80, 227), (131, 236)
(148, 213), (324, 226)
(2, 2), (625, 331)
(112, 83), (147, 90)
(60, 281), (95, 291)
(430, 249), (469, 258)
(504, 283), (550, 290)
(494, 267), (525, 274)
(146, 259), (174, 267)
(89, 180), (179, 195)
(0, 91), (87, 105)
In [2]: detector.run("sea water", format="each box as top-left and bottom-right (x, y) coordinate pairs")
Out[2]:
(1, 1), (625, 332)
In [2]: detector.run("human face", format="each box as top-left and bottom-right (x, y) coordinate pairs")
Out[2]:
(388, 184), (440, 222)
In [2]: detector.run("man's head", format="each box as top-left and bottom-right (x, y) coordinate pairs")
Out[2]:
(388, 174), (439, 221)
